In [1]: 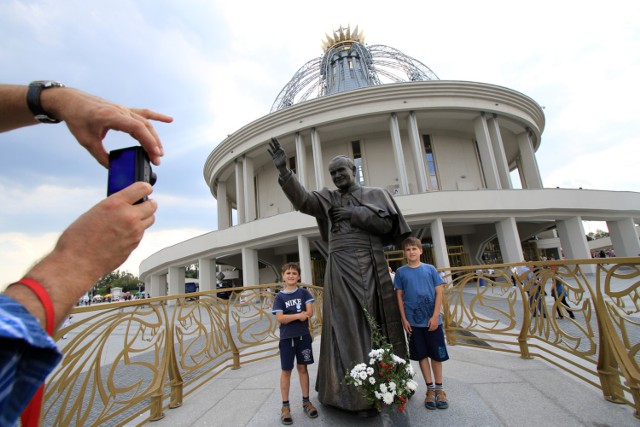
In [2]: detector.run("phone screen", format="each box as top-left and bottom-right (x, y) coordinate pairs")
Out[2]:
(107, 148), (137, 196)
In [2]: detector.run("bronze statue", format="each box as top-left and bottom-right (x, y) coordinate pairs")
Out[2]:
(268, 137), (410, 413)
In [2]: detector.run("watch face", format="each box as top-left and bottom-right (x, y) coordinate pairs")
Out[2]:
(30, 80), (65, 88)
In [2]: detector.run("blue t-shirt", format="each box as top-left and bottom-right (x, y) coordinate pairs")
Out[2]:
(0, 295), (62, 426)
(272, 287), (314, 340)
(394, 263), (444, 327)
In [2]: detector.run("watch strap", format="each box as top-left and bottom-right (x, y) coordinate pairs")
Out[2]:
(27, 81), (65, 123)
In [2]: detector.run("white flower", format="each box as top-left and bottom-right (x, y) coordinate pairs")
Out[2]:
(374, 391), (382, 400)
(406, 379), (418, 391)
(392, 354), (406, 364)
(382, 392), (394, 405)
(388, 381), (397, 392)
(406, 364), (415, 376)
(366, 367), (374, 376)
(369, 377), (376, 385)
(358, 371), (368, 380)
(380, 383), (388, 393)
(355, 379), (362, 386)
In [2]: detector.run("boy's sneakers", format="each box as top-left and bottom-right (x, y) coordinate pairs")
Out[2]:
(302, 401), (318, 418)
(424, 390), (436, 410)
(435, 390), (449, 409)
(281, 406), (293, 425)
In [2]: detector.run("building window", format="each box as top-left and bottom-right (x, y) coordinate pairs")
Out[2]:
(288, 156), (296, 175)
(422, 135), (439, 190)
(351, 140), (365, 185)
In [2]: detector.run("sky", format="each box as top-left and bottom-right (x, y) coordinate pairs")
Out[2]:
(1, 0), (639, 287)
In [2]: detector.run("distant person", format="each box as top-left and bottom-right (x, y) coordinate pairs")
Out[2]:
(0, 81), (172, 427)
(394, 237), (450, 410)
(549, 259), (575, 320)
(271, 262), (318, 424)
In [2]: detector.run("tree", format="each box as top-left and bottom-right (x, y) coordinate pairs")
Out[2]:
(185, 263), (199, 279)
(586, 229), (610, 241)
(93, 270), (143, 295)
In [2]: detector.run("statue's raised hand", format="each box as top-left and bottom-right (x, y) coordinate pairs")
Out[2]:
(268, 137), (289, 176)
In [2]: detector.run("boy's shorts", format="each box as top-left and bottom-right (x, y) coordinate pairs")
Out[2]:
(279, 334), (314, 371)
(408, 325), (449, 362)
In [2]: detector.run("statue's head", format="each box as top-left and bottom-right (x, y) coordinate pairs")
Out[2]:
(328, 155), (357, 191)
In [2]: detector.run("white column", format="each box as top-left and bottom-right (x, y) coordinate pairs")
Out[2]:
(199, 257), (217, 291)
(234, 160), (245, 224)
(297, 235), (313, 285)
(243, 156), (256, 222)
(487, 114), (513, 189)
(407, 112), (428, 193)
(311, 128), (324, 190)
(242, 247), (259, 286)
(216, 180), (230, 230)
(516, 131), (543, 189)
(295, 132), (307, 188)
(607, 218), (640, 257)
(473, 113), (501, 190)
(149, 274), (166, 298)
(556, 216), (594, 273)
(389, 113), (410, 195)
(430, 218), (450, 269)
(495, 217), (524, 263)
(167, 266), (185, 305)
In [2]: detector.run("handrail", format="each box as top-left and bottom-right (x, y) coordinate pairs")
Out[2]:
(43, 258), (640, 424)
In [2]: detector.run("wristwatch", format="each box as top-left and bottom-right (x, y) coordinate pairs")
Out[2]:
(27, 80), (65, 123)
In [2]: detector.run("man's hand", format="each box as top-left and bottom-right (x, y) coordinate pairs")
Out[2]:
(267, 137), (289, 176)
(43, 88), (173, 168)
(329, 207), (353, 223)
(54, 181), (156, 278)
(15, 182), (156, 328)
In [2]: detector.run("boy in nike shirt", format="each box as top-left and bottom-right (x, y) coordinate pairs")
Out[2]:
(272, 262), (318, 424)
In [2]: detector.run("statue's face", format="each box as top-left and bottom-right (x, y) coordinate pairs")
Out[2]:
(329, 157), (356, 191)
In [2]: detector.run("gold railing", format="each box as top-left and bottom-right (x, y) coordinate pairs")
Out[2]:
(44, 258), (640, 424)
(43, 284), (323, 426)
(441, 257), (640, 418)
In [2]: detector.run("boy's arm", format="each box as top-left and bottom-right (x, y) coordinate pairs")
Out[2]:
(275, 311), (308, 324)
(305, 301), (313, 318)
(428, 284), (444, 331)
(395, 289), (412, 333)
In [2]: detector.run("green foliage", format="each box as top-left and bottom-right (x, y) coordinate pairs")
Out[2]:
(185, 263), (199, 279)
(586, 229), (610, 241)
(93, 270), (142, 295)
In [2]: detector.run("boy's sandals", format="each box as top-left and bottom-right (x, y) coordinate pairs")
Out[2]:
(303, 401), (319, 418)
(281, 406), (293, 425)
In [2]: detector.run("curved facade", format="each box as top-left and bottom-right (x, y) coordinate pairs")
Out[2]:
(140, 79), (640, 297)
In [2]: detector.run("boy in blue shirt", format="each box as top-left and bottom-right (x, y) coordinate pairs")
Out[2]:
(394, 237), (450, 410)
(272, 262), (319, 424)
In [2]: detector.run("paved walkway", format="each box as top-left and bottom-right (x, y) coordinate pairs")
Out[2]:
(148, 337), (637, 427)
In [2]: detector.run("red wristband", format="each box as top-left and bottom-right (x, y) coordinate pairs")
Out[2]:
(12, 278), (55, 336)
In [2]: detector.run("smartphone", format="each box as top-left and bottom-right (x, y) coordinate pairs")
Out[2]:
(107, 146), (156, 203)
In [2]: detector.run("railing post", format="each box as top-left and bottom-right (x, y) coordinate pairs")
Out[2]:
(516, 273), (533, 359)
(226, 291), (241, 370)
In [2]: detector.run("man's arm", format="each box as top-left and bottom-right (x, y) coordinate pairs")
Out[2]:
(0, 84), (173, 167)
(3, 182), (156, 330)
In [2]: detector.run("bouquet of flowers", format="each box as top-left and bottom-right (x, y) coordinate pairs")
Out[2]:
(345, 311), (418, 412)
